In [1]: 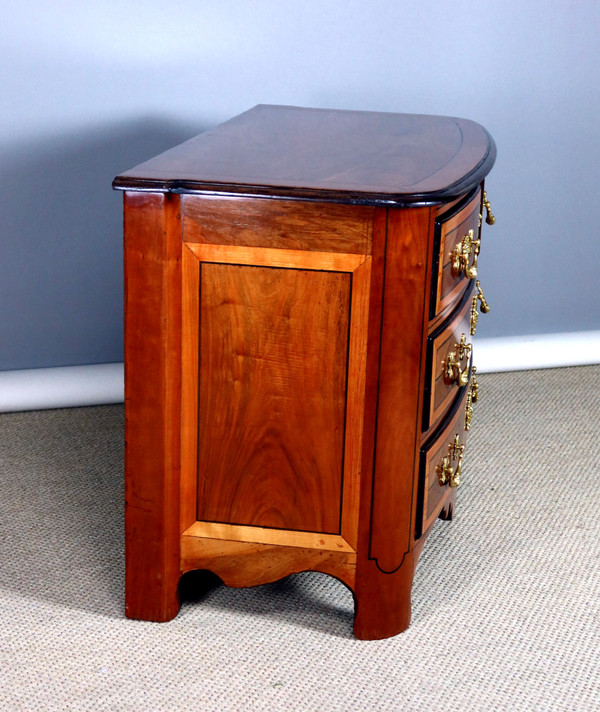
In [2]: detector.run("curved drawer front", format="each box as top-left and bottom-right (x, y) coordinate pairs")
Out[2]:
(430, 189), (481, 320)
(423, 289), (473, 432)
(417, 387), (471, 538)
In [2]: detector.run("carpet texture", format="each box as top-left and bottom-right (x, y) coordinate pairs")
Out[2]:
(1, 365), (598, 711)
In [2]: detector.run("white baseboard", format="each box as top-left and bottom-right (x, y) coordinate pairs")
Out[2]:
(1, 331), (599, 412)
(474, 330), (600, 373)
(0, 363), (124, 413)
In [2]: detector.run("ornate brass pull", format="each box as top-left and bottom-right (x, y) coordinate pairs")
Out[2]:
(470, 281), (490, 335)
(437, 456), (455, 487)
(451, 229), (480, 279)
(482, 191), (496, 225)
(443, 334), (472, 387)
(437, 434), (465, 488)
(464, 367), (479, 431)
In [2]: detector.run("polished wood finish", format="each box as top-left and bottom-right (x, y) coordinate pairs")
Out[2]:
(424, 289), (474, 431)
(196, 262), (350, 533)
(180, 535), (357, 591)
(352, 206), (434, 640)
(183, 195), (374, 254)
(179, 238), (372, 552)
(183, 521), (355, 553)
(431, 190), (482, 320)
(114, 105), (496, 206)
(418, 390), (470, 537)
(123, 192), (182, 621)
(116, 106), (496, 640)
(184, 242), (365, 272)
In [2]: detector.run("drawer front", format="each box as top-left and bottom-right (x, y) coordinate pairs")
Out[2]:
(430, 189), (482, 320)
(417, 387), (471, 538)
(423, 288), (473, 432)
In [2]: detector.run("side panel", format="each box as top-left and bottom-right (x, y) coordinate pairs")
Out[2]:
(197, 262), (351, 533)
(180, 201), (372, 551)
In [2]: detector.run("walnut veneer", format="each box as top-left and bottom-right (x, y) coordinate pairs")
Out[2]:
(114, 105), (496, 639)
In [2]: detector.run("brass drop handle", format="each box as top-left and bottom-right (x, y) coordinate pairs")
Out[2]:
(451, 229), (480, 279)
(465, 245), (479, 280)
(437, 456), (455, 487)
(470, 281), (490, 335)
(437, 434), (465, 488)
(464, 367), (479, 431)
(482, 191), (496, 225)
(453, 450), (464, 487)
(444, 334), (472, 386)
(470, 368), (479, 403)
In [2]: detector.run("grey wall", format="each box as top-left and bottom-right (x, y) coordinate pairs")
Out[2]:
(2, 0), (599, 370)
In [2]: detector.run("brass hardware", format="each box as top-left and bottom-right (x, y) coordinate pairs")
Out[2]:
(449, 433), (465, 462)
(471, 367), (479, 403)
(465, 243), (480, 280)
(451, 229), (480, 279)
(475, 280), (490, 314)
(470, 281), (490, 335)
(437, 456), (454, 487)
(453, 451), (463, 487)
(464, 367), (479, 431)
(483, 191), (496, 225)
(443, 334), (472, 386)
(470, 298), (478, 335)
(437, 434), (465, 488)
(464, 401), (473, 431)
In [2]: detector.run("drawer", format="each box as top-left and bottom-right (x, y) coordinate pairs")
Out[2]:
(417, 387), (471, 538)
(430, 189), (482, 320)
(423, 288), (473, 432)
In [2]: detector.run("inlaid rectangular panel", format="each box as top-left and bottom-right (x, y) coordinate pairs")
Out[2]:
(195, 262), (351, 533)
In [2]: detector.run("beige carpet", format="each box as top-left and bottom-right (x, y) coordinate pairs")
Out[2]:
(1, 365), (598, 711)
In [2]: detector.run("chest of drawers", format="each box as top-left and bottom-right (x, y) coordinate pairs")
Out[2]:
(114, 105), (496, 639)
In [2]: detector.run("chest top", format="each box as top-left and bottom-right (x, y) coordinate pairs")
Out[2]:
(113, 104), (495, 206)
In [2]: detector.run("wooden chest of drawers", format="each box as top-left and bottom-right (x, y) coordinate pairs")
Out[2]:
(114, 105), (496, 639)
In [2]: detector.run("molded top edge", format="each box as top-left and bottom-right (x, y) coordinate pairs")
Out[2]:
(113, 104), (496, 206)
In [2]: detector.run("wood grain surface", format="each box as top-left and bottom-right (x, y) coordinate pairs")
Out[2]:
(423, 290), (473, 431)
(367, 206), (434, 573)
(123, 191), (182, 622)
(184, 242), (364, 272)
(196, 262), (351, 533)
(418, 389), (470, 538)
(118, 109), (496, 639)
(183, 521), (354, 553)
(431, 190), (481, 319)
(180, 535), (357, 591)
(183, 195), (374, 254)
(114, 105), (496, 206)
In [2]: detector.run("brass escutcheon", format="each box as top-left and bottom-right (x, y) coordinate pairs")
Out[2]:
(437, 434), (465, 488)
(444, 334), (472, 386)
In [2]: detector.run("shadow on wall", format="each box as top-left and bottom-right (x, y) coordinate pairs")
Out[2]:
(0, 119), (203, 371)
